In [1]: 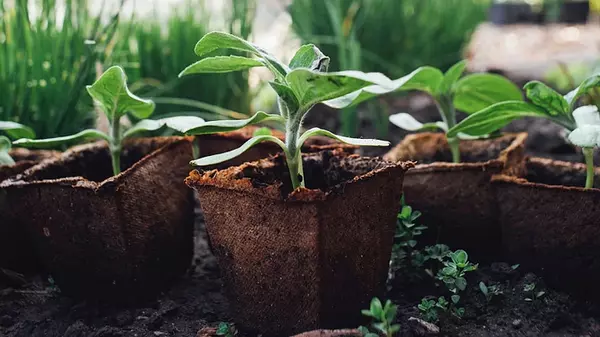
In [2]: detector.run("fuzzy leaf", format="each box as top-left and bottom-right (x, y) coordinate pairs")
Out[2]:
(0, 136), (14, 166)
(438, 60), (467, 95)
(123, 116), (206, 138)
(184, 111), (285, 135)
(524, 81), (569, 115)
(389, 113), (447, 132)
(565, 74), (600, 108)
(269, 82), (300, 116)
(190, 135), (286, 166)
(86, 66), (155, 121)
(179, 56), (264, 76)
(323, 66), (444, 109)
(447, 101), (550, 138)
(297, 127), (389, 150)
(453, 73), (522, 114)
(192, 31), (289, 80)
(289, 44), (330, 71)
(0, 121), (36, 139)
(13, 129), (109, 149)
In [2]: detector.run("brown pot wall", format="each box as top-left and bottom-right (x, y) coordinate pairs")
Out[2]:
(186, 151), (412, 336)
(494, 157), (600, 297)
(383, 132), (527, 261)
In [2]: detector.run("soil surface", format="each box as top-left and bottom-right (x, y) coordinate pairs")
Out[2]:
(1, 205), (599, 337)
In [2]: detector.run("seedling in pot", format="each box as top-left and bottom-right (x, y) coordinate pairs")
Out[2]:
(177, 31), (392, 190)
(359, 298), (401, 337)
(0, 122), (36, 165)
(448, 74), (600, 188)
(12, 66), (205, 175)
(323, 60), (522, 163)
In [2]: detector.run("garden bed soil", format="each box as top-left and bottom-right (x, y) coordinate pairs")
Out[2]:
(494, 156), (600, 299)
(1, 212), (599, 337)
(186, 150), (412, 336)
(383, 132), (527, 261)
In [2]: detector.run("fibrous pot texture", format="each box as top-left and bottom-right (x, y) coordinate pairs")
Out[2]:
(494, 157), (600, 297)
(1, 137), (195, 300)
(186, 150), (413, 336)
(383, 132), (527, 260)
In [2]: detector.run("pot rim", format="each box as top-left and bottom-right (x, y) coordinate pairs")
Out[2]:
(186, 150), (414, 203)
(1, 136), (193, 192)
(492, 156), (600, 194)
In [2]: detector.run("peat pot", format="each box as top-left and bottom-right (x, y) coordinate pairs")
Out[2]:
(0, 149), (59, 274)
(186, 150), (413, 336)
(494, 157), (600, 297)
(384, 132), (527, 261)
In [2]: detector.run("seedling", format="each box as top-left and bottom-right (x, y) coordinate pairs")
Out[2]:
(12, 66), (205, 176)
(448, 75), (600, 188)
(177, 31), (393, 190)
(324, 60), (522, 163)
(390, 196), (428, 269)
(437, 250), (478, 295)
(0, 122), (36, 165)
(523, 282), (546, 302)
(359, 297), (401, 337)
(215, 322), (237, 337)
(479, 281), (503, 303)
(418, 295), (464, 322)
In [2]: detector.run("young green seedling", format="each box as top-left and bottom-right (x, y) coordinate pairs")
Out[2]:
(12, 66), (205, 176)
(448, 75), (600, 188)
(177, 31), (392, 190)
(359, 297), (401, 337)
(0, 121), (37, 165)
(323, 60), (522, 163)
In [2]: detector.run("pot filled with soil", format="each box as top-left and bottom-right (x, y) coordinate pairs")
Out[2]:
(383, 132), (527, 261)
(494, 156), (600, 298)
(186, 150), (413, 336)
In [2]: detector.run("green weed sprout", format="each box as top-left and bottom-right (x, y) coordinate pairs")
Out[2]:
(0, 122), (36, 165)
(448, 75), (600, 188)
(325, 60), (522, 163)
(359, 298), (401, 337)
(13, 66), (205, 175)
(178, 31), (393, 190)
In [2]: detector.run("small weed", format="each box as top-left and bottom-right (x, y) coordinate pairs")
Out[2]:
(359, 298), (401, 337)
(523, 282), (546, 302)
(215, 322), (237, 337)
(479, 282), (503, 303)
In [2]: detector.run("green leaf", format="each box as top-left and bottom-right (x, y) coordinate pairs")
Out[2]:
(123, 116), (206, 139)
(286, 69), (393, 111)
(252, 127), (272, 136)
(269, 82), (300, 116)
(369, 298), (384, 319)
(13, 129), (109, 149)
(565, 74), (600, 108)
(184, 111), (285, 135)
(0, 136), (15, 166)
(190, 135), (287, 167)
(455, 277), (467, 291)
(323, 66), (444, 109)
(289, 44), (330, 71)
(297, 127), (389, 151)
(389, 113), (447, 132)
(447, 101), (551, 138)
(451, 250), (468, 265)
(86, 66), (155, 121)
(192, 31), (289, 80)
(438, 60), (467, 95)
(453, 73), (523, 114)
(479, 282), (488, 295)
(524, 81), (569, 115)
(451, 294), (461, 304)
(360, 310), (375, 318)
(0, 121), (36, 139)
(179, 56), (265, 76)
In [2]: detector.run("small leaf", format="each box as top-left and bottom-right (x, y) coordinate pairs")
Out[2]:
(269, 82), (300, 116)
(184, 111), (285, 135)
(123, 116), (206, 138)
(297, 127), (389, 151)
(190, 135), (286, 167)
(479, 282), (488, 295)
(455, 277), (467, 291)
(453, 73), (523, 114)
(565, 74), (600, 108)
(289, 44), (330, 71)
(370, 298), (384, 319)
(438, 60), (467, 95)
(0, 136), (15, 166)
(360, 310), (375, 318)
(389, 113), (447, 132)
(451, 250), (468, 265)
(451, 294), (461, 304)
(252, 127), (272, 136)
(524, 81), (570, 115)
(13, 129), (109, 149)
(179, 56), (265, 76)
(323, 66), (444, 109)
(0, 121), (36, 139)
(511, 264), (520, 270)
(447, 101), (551, 138)
(87, 66), (155, 121)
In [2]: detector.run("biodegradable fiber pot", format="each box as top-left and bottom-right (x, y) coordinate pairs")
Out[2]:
(494, 157), (600, 297)
(384, 132), (527, 260)
(186, 150), (413, 336)
(1, 137), (196, 300)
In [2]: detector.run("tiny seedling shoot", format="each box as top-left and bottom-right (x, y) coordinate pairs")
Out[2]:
(12, 66), (205, 176)
(448, 75), (600, 189)
(323, 60), (522, 163)
(0, 121), (36, 165)
(178, 31), (393, 190)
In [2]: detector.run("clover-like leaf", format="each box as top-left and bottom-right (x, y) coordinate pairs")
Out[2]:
(297, 127), (389, 152)
(289, 44), (330, 71)
(86, 66), (155, 121)
(453, 73), (523, 114)
(13, 129), (109, 149)
(183, 111), (284, 135)
(451, 250), (468, 265)
(190, 135), (286, 167)
(179, 56), (265, 76)
(0, 121), (36, 139)
(123, 116), (206, 139)
(565, 74), (600, 108)
(524, 81), (569, 115)
(568, 105), (600, 148)
(0, 136), (15, 166)
(389, 113), (447, 132)
(323, 66), (444, 109)
(438, 60), (467, 95)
